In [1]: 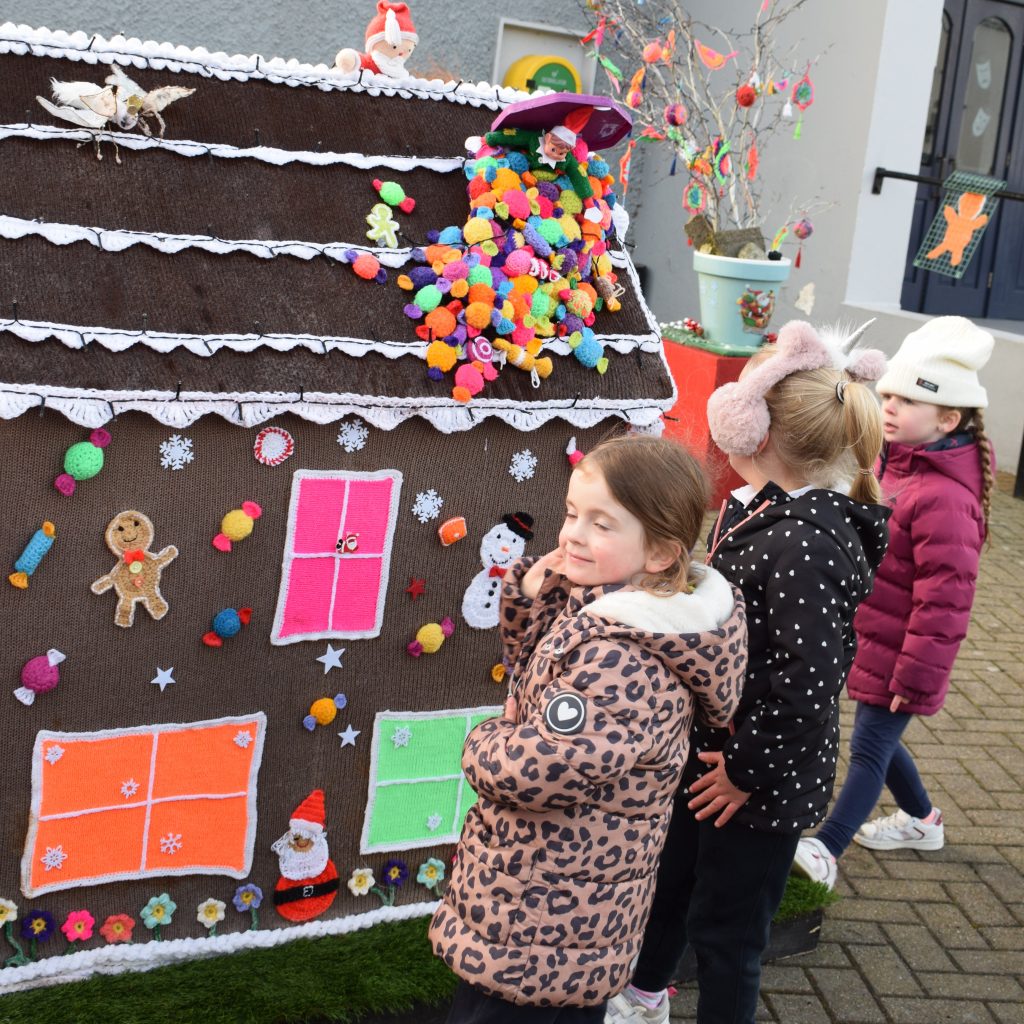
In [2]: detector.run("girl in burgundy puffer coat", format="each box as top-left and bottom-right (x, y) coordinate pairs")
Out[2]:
(795, 316), (995, 886)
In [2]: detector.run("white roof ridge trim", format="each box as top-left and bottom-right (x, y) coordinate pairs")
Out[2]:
(0, 23), (530, 107)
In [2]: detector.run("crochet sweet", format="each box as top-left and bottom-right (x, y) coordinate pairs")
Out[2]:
(54, 428), (111, 496)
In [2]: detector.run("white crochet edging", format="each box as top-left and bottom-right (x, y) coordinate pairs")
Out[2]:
(21, 715), (267, 897)
(0, 23), (527, 108)
(360, 707), (501, 855)
(0, 899), (439, 995)
(0, 317), (661, 360)
(270, 469), (403, 644)
(0, 382), (672, 433)
(0, 123), (467, 171)
(0, 213), (422, 264)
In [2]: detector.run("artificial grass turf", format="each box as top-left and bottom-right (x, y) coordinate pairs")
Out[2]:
(0, 916), (458, 1024)
(0, 879), (835, 1024)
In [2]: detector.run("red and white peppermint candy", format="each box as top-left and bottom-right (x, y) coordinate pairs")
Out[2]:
(253, 426), (295, 466)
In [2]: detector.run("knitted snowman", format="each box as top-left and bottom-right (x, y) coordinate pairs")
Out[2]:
(461, 513), (534, 629)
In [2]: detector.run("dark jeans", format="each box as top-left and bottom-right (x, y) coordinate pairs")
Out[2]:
(446, 981), (607, 1024)
(815, 700), (932, 858)
(631, 794), (799, 1024)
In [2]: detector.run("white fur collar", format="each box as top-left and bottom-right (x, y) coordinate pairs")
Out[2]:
(587, 564), (735, 635)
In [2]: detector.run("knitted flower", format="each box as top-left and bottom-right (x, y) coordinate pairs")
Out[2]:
(347, 868), (375, 897)
(0, 899), (17, 927)
(382, 859), (409, 888)
(140, 894), (176, 938)
(61, 909), (95, 944)
(232, 884), (263, 913)
(20, 910), (55, 943)
(99, 914), (135, 944)
(416, 858), (446, 894)
(196, 899), (226, 935)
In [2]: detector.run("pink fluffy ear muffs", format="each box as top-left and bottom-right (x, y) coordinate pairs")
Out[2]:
(706, 319), (887, 456)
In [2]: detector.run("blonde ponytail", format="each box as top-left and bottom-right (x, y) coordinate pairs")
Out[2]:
(842, 380), (883, 505)
(764, 367), (885, 502)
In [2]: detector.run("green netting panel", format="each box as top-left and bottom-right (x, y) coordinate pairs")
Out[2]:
(360, 706), (501, 854)
(913, 170), (1006, 279)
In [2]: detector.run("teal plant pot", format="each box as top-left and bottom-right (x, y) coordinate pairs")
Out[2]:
(693, 251), (792, 354)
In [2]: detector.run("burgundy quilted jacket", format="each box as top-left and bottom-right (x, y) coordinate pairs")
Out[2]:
(430, 559), (747, 1006)
(846, 439), (985, 715)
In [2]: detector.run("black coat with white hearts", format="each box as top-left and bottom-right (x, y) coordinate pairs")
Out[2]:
(689, 483), (889, 833)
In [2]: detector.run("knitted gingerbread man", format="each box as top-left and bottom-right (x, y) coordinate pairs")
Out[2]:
(91, 510), (178, 627)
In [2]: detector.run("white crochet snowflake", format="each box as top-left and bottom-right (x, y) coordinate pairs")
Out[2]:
(41, 845), (67, 871)
(391, 726), (413, 748)
(44, 745), (64, 765)
(411, 489), (443, 523)
(234, 730), (252, 749)
(120, 778), (140, 799)
(426, 813), (443, 832)
(160, 833), (183, 855)
(337, 419), (369, 453)
(159, 433), (194, 470)
(509, 449), (538, 483)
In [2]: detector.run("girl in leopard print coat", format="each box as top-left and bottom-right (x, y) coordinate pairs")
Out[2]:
(430, 436), (747, 1022)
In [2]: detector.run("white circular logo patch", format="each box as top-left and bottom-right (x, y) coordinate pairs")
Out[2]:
(543, 692), (587, 736)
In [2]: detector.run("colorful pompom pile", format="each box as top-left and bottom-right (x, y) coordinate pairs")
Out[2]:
(354, 133), (626, 402)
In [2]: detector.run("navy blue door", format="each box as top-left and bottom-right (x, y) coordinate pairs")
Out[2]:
(902, 0), (1024, 320)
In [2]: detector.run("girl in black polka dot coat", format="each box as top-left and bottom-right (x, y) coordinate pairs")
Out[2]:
(614, 322), (890, 1024)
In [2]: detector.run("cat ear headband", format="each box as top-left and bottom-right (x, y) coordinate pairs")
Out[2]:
(706, 319), (886, 456)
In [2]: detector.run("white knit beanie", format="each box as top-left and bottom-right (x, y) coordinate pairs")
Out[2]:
(875, 316), (992, 409)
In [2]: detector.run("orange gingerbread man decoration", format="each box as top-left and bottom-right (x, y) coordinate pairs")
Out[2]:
(91, 510), (178, 627)
(925, 191), (989, 267)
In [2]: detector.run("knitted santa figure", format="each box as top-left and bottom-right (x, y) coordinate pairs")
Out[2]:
(335, 1), (418, 79)
(271, 789), (340, 922)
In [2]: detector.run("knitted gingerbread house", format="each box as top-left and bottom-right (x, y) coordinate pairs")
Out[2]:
(0, 23), (673, 990)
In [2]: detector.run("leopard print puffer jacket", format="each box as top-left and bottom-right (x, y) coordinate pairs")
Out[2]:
(430, 559), (747, 1006)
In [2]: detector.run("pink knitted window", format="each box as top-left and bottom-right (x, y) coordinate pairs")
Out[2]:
(271, 470), (403, 644)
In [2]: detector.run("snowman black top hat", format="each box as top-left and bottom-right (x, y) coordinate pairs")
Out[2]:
(502, 512), (534, 541)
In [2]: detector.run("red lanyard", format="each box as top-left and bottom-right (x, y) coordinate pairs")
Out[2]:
(705, 499), (773, 565)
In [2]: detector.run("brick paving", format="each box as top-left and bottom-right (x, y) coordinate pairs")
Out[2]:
(670, 474), (1024, 1023)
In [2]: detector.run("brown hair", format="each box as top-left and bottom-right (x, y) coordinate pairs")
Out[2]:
(752, 349), (885, 504)
(946, 406), (995, 542)
(580, 434), (710, 595)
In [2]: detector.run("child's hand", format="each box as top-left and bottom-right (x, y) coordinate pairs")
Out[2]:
(889, 694), (908, 713)
(520, 548), (567, 600)
(503, 694), (518, 721)
(687, 751), (751, 827)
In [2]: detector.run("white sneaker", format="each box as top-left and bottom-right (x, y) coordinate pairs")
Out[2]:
(853, 808), (944, 851)
(792, 837), (838, 890)
(605, 987), (669, 1024)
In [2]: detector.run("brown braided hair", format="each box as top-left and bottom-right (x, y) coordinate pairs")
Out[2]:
(949, 406), (995, 543)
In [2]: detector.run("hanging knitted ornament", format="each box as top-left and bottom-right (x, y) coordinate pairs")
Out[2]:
(791, 73), (814, 139)
(683, 180), (707, 214)
(793, 216), (814, 268)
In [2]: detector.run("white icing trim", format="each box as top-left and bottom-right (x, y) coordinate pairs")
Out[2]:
(0, 123), (467, 171)
(360, 708), (500, 855)
(0, 316), (661, 360)
(0, 23), (528, 108)
(0, 213), (420, 266)
(0, 901), (439, 995)
(0, 381), (672, 432)
(21, 714), (267, 897)
(270, 470), (403, 644)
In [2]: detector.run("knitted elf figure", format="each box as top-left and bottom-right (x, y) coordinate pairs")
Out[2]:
(485, 106), (597, 205)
